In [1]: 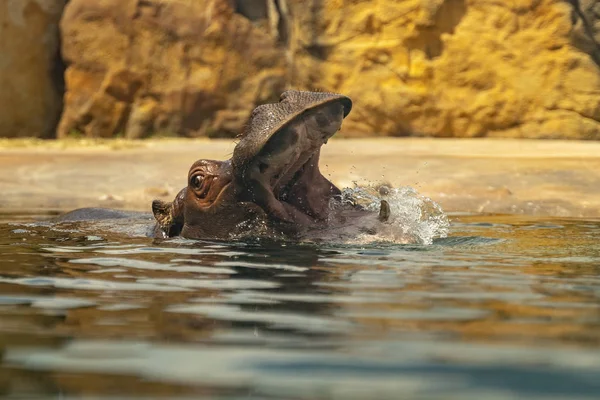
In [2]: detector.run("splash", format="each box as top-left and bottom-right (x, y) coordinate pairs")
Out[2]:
(229, 185), (450, 245)
(328, 185), (450, 245)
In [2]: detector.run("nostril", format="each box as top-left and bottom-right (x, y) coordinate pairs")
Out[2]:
(259, 162), (269, 173)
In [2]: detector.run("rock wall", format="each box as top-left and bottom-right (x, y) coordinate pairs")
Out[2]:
(0, 0), (66, 138)
(285, 0), (600, 139)
(58, 0), (286, 138)
(54, 0), (600, 139)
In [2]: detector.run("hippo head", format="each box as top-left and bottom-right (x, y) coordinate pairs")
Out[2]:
(152, 90), (353, 239)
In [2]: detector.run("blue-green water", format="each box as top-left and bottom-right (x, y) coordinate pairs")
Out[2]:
(0, 212), (599, 399)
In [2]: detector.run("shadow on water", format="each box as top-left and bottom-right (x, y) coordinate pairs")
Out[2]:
(0, 212), (599, 398)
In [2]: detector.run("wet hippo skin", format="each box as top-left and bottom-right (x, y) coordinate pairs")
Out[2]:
(56, 208), (149, 222)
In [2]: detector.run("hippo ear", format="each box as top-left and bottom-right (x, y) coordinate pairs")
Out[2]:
(152, 188), (186, 237)
(152, 199), (173, 225)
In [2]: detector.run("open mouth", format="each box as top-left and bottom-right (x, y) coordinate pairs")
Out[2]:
(232, 102), (346, 225)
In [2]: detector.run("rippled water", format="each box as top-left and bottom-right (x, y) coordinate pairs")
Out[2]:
(0, 210), (599, 399)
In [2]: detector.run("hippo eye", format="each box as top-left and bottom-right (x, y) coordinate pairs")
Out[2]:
(190, 174), (204, 189)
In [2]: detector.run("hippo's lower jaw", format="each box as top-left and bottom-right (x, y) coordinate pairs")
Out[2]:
(233, 149), (341, 228)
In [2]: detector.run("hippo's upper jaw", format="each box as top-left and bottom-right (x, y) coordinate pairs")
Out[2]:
(152, 90), (353, 240)
(232, 100), (345, 226)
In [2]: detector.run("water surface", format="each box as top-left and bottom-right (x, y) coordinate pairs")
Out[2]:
(0, 211), (599, 399)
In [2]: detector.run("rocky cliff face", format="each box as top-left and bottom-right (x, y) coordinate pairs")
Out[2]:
(284, 0), (600, 139)
(55, 0), (600, 139)
(0, 0), (66, 138)
(58, 0), (286, 138)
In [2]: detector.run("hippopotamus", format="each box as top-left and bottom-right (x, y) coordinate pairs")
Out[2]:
(151, 90), (389, 240)
(57, 90), (389, 241)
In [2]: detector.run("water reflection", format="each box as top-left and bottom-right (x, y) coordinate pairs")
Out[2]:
(0, 214), (599, 399)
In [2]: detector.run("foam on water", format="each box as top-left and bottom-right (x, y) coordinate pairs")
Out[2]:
(329, 185), (450, 245)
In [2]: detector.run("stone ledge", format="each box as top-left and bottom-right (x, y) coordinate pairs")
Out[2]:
(1, 138), (599, 218)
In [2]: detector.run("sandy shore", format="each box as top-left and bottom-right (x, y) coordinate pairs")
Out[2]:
(1, 138), (599, 218)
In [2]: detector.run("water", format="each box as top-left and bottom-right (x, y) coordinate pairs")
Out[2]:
(0, 207), (599, 399)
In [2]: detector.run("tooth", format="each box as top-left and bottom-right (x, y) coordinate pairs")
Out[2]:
(378, 200), (390, 222)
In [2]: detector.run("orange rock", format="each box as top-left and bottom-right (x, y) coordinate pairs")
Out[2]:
(285, 0), (600, 139)
(57, 0), (600, 139)
(58, 0), (286, 139)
